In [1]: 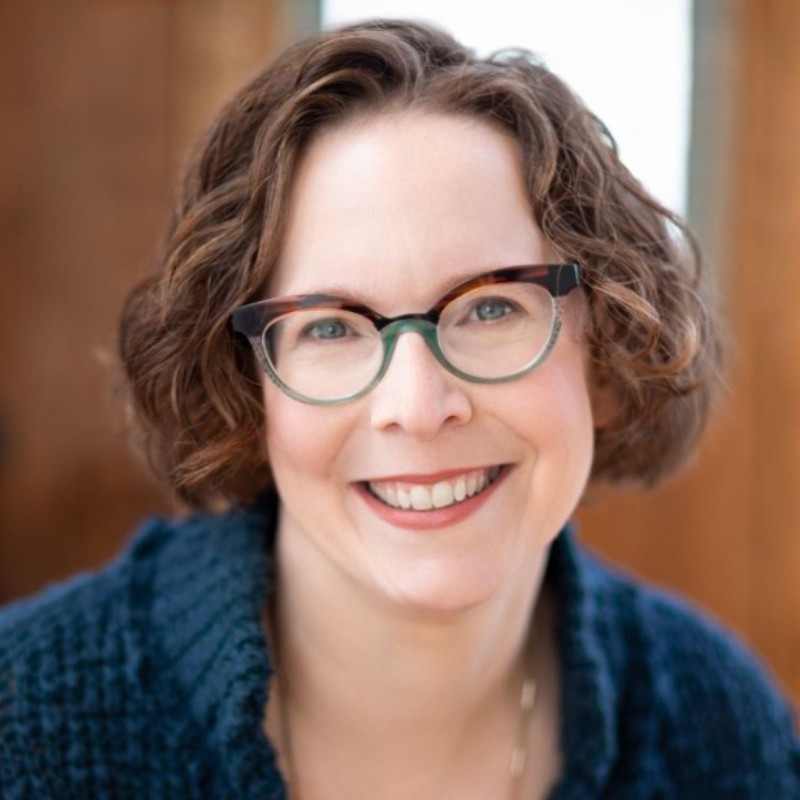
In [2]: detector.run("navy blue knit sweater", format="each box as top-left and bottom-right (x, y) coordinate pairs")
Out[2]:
(1, 496), (798, 799)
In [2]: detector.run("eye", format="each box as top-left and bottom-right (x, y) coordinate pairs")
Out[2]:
(470, 297), (517, 322)
(302, 317), (351, 340)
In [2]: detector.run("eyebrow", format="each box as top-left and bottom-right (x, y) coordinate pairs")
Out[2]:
(294, 282), (375, 305)
(281, 266), (500, 308)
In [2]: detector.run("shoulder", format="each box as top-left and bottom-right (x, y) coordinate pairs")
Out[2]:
(0, 499), (270, 643)
(0, 513), (227, 798)
(0, 501), (276, 798)
(635, 584), (799, 794)
(573, 542), (800, 796)
(0, 514), (171, 648)
(0, 515), (159, 650)
(0, 517), (170, 795)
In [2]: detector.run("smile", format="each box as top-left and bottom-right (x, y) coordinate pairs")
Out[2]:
(367, 466), (503, 511)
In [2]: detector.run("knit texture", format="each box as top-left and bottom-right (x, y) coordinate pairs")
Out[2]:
(1, 495), (798, 799)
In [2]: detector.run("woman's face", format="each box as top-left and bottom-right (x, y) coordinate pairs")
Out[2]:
(264, 112), (595, 615)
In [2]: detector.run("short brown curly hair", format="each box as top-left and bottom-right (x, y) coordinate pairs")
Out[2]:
(119, 19), (723, 509)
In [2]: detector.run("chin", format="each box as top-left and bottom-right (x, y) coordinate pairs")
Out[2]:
(370, 556), (521, 620)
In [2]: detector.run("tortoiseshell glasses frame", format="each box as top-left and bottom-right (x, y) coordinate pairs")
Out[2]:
(232, 263), (582, 405)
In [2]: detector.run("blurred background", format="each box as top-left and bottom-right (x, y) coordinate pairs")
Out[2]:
(0, 0), (798, 704)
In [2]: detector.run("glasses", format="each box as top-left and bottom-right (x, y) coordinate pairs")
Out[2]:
(232, 263), (581, 405)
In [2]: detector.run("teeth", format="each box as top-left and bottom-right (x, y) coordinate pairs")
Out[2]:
(397, 487), (411, 509)
(432, 481), (454, 508)
(410, 486), (433, 511)
(369, 467), (502, 511)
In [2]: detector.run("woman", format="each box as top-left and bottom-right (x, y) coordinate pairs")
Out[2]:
(1, 19), (798, 800)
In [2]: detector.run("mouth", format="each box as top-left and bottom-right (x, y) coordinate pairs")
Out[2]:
(365, 465), (504, 512)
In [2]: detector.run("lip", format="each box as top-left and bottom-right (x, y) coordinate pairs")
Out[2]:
(356, 464), (511, 531)
(361, 466), (496, 485)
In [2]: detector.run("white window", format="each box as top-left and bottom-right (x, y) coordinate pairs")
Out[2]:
(323, 0), (693, 213)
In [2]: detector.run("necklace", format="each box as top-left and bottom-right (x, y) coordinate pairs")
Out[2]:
(268, 601), (538, 800)
(510, 675), (538, 792)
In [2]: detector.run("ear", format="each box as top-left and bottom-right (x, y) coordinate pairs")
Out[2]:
(589, 377), (619, 430)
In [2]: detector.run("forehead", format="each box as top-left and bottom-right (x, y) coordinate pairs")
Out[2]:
(271, 111), (551, 308)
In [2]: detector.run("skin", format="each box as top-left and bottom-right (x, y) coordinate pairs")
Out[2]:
(262, 111), (597, 800)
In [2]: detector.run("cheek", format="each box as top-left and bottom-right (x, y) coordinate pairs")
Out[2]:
(263, 384), (352, 486)
(551, 299), (597, 452)
(538, 383), (593, 471)
(523, 365), (595, 534)
(514, 339), (596, 480)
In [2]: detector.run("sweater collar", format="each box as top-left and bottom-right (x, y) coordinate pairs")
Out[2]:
(143, 496), (618, 796)
(547, 529), (620, 795)
(146, 492), (285, 798)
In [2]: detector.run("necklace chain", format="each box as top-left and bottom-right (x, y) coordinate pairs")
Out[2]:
(510, 675), (537, 789)
(268, 601), (538, 800)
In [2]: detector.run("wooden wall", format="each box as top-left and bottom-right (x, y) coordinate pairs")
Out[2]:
(0, 0), (312, 600)
(578, 0), (800, 704)
(1, 0), (798, 706)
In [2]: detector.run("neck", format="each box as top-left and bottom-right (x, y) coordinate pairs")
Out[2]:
(264, 512), (556, 799)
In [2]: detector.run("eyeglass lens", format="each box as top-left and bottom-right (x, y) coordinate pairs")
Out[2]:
(262, 281), (555, 402)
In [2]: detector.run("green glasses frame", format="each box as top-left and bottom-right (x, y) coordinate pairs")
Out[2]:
(231, 263), (582, 405)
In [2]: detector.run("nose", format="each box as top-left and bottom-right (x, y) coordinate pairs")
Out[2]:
(369, 331), (473, 438)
